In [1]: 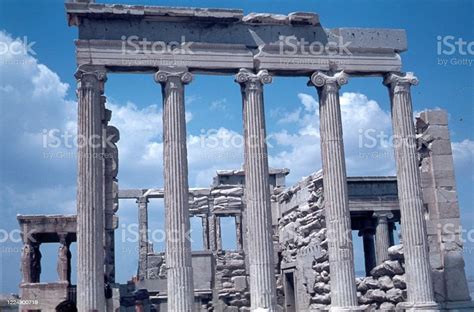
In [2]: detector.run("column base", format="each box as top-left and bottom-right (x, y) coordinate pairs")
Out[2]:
(397, 301), (440, 311)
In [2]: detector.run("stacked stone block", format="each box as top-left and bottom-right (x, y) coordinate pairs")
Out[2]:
(416, 110), (471, 307)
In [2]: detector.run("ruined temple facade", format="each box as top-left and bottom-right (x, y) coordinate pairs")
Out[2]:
(17, 1), (472, 311)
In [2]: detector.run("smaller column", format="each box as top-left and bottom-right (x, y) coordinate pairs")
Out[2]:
(31, 242), (41, 283)
(21, 241), (34, 283)
(374, 212), (393, 265)
(216, 216), (222, 251)
(137, 196), (149, 280)
(202, 216), (210, 250)
(235, 215), (243, 251)
(57, 233), (70, 283)
(358, 224), (376, 276)
(208, 214), (217, 251)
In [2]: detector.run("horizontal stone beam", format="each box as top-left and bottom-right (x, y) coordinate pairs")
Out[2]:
(67, 3), (406, 74)
(118, 188), (212, 199)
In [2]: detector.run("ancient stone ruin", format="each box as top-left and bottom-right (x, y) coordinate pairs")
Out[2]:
(17, 1), (472, 311)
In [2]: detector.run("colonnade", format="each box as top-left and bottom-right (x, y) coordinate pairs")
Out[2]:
(75, 66), (437, 311)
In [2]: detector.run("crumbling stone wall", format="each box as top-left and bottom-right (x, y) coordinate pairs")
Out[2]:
(278, 171), (333, 311)
(416, 110), (471, 305)
(277, 172), (408, 311)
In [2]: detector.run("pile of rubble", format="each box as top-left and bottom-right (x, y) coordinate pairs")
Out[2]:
(356, 244), (407, 310)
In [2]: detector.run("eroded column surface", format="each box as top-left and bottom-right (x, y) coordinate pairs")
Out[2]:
(75, 66), (107, 311)
(154, 67), (194, 312)
(138, 196), (149, 280)
(310, 71), (359, 311)
(384, 72), (437, 311)
(374, 212), (393, 265)
(235, 69), (277, 311)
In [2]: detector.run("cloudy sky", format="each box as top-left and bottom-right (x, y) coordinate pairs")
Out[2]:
(0, 0), (473, 294)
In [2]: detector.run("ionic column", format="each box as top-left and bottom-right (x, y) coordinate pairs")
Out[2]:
(138, 196), (149, 280)
(384, 72), (437, 310)
(374, 212), (393, 265)
(154, 67), (194, 312)
(309, 71), (359, 311)
(235, 69), (276, 311)
(358, 222), (376, 276)
(75, 66), (107, 311)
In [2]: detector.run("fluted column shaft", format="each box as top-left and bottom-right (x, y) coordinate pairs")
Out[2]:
(154, 67), (194, 312)
(75, 66), (107, 311)
(374, 212), (392, 265)
(138, 196), (149, 280)
(310, 71), (359, 310)
(235, 69), (276, 311)
(384, 72), (437, 310)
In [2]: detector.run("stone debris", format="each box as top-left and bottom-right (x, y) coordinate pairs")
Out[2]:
(356, 244), (407, 309)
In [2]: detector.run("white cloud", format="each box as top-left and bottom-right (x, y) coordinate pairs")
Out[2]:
(452, 139), (474, 180)
(269, 92), (396, 184)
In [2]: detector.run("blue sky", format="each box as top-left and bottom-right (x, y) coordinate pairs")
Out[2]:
(0, 0), (473, 294)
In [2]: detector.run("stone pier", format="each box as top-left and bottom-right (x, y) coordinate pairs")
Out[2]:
(310, 71), (359, 311)
(235, 69), (277, 311)
(75, 66), (107, 311)
(154, 67), (195, 312)
(384, 72), (437, 310)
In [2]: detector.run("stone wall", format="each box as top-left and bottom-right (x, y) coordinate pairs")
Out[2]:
(214, 251), (250, 311)
(277, 171), (407, 311)
(278, 171), (333, 311)
(416, 110), (472, 307)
